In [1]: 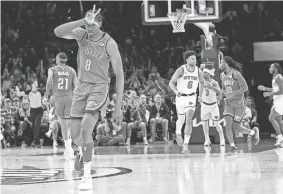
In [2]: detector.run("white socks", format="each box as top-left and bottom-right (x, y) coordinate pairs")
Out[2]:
(184, 135), (191, 144)
(84, 162), (91, 177)
(278, 134), (283, 140)
(176, 115), (185, 135)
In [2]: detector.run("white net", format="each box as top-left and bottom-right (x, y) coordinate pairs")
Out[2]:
(167, 10), (187, 33)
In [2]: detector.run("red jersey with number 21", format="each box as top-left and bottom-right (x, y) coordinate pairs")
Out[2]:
(220, 69), (243, 100)
(77, 32), (111, 84)
(51, 65), (75, 97)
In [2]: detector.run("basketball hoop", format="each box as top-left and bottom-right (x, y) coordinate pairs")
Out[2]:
(167, 9), (188, 33)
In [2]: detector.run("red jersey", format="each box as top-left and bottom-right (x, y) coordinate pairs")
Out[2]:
(220, 69), (243, 100)
(51, 65), (75, 97)
(77, 32), (111, 84)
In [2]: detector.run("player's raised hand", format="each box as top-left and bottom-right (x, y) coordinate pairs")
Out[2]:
(84, 5), (101, 25)
(258, 85), (266, 91)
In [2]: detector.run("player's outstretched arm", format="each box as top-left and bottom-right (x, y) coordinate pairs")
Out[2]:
(169, 67), (183, 95)
(107, 39), (124, 112)
(54, 19), (85, 40)
(258, 85), (272, 92)
(45, 68), (53, 98)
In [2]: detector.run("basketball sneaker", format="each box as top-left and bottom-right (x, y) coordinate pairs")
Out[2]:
(45, 130), (52, 138)
(143, 137), (148, 145)
(176, 134), (184, 148)
(250, 127), (260, 145)
(78, 176), (92, 190)
(274, 137), (283, 147)
(181, 143), (189, 154)
(227, 146), (238, 156)
(204, 140), (211, 146)
(125, 138), (130, 146)
(74, 147), (84, 171)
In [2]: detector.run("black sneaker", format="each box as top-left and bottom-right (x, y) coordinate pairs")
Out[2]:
(227, 146), (238, 156)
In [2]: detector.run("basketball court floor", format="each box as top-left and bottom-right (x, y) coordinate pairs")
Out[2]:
(1, 139), (283, 194)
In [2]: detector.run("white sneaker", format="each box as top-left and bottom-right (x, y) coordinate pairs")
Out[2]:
(274, 138), (283, 147)
(176, 134), (184, 148)
(78, 176), (92, 190)
(143, 138), (148, 145)
(148, 138), (153, 143)
(204, 140), (211, 146)
(182, 143), (189, 154)
(64, 147), (74, 160)
(163, 137), (168, 142)
(220, 138), (225, 146)
(125, 138), (130, 146)
(45, 130), (52, 138)
(53, 141), (58, 148)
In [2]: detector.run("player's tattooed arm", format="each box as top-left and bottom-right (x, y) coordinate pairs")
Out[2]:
(107, 39), (124, 111)
(231, 71), (249, 97)
(54, 19), (86, 41)
(169, 67), (183, 96)
(198, 69), (205, 97)
(209, 81), (222, 94)
(45, 69), (53, 98)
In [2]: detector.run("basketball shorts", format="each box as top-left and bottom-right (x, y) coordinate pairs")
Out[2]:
(54, 95), (72, 119)
(176, 95), (196, 115)
(272, 96), (283, 116)
(201, 102), (220, 121)
(70, 82), (109, 118)
(223, 98), (245, 122)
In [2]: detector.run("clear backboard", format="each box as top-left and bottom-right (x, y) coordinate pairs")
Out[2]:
(141, 0), (222, 25)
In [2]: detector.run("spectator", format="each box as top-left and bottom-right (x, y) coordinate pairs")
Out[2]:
(126, 96), (148, 145)
(95, 112), (125, 146)
(16, 98), (32, 147)
(149, 93), (170, 142)
(1, 98), (17, 147)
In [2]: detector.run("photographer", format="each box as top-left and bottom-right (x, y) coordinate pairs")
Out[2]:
(126, 96), (148, 145)
(95, 109), (125, 146)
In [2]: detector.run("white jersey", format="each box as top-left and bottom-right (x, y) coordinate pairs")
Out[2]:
(177, 65), (199, 95)
(202, 79), (218, 104)
(272, 74), (283, 101)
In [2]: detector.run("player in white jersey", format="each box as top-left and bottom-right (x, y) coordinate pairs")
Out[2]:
(201, 68), (225, 146)
(169, 50), (204, 153)
(258, 63), (283, 147)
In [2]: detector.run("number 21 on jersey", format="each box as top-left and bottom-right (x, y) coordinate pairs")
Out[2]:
(58, 78), (68, 90)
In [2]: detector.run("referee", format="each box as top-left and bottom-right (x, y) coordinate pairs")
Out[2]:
(28, 81), (45, 148)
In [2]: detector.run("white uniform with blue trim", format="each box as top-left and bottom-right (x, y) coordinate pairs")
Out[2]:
(176, 65), (199, 114)
(272, 74), (283, 115)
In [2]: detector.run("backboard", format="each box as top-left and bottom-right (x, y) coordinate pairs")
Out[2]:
(142, 0), (222, 25)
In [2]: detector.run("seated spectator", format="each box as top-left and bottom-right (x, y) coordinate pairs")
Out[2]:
(243, 96), (259, 129)
(126, 96), (148, 145)
(95, 110), (125, 146)
(1, 98), (17, 147)
(16, 98), (32, 147)
(149, 93), (170, 142)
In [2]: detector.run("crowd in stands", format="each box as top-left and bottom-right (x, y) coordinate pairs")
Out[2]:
(1, 1), (282, 148)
